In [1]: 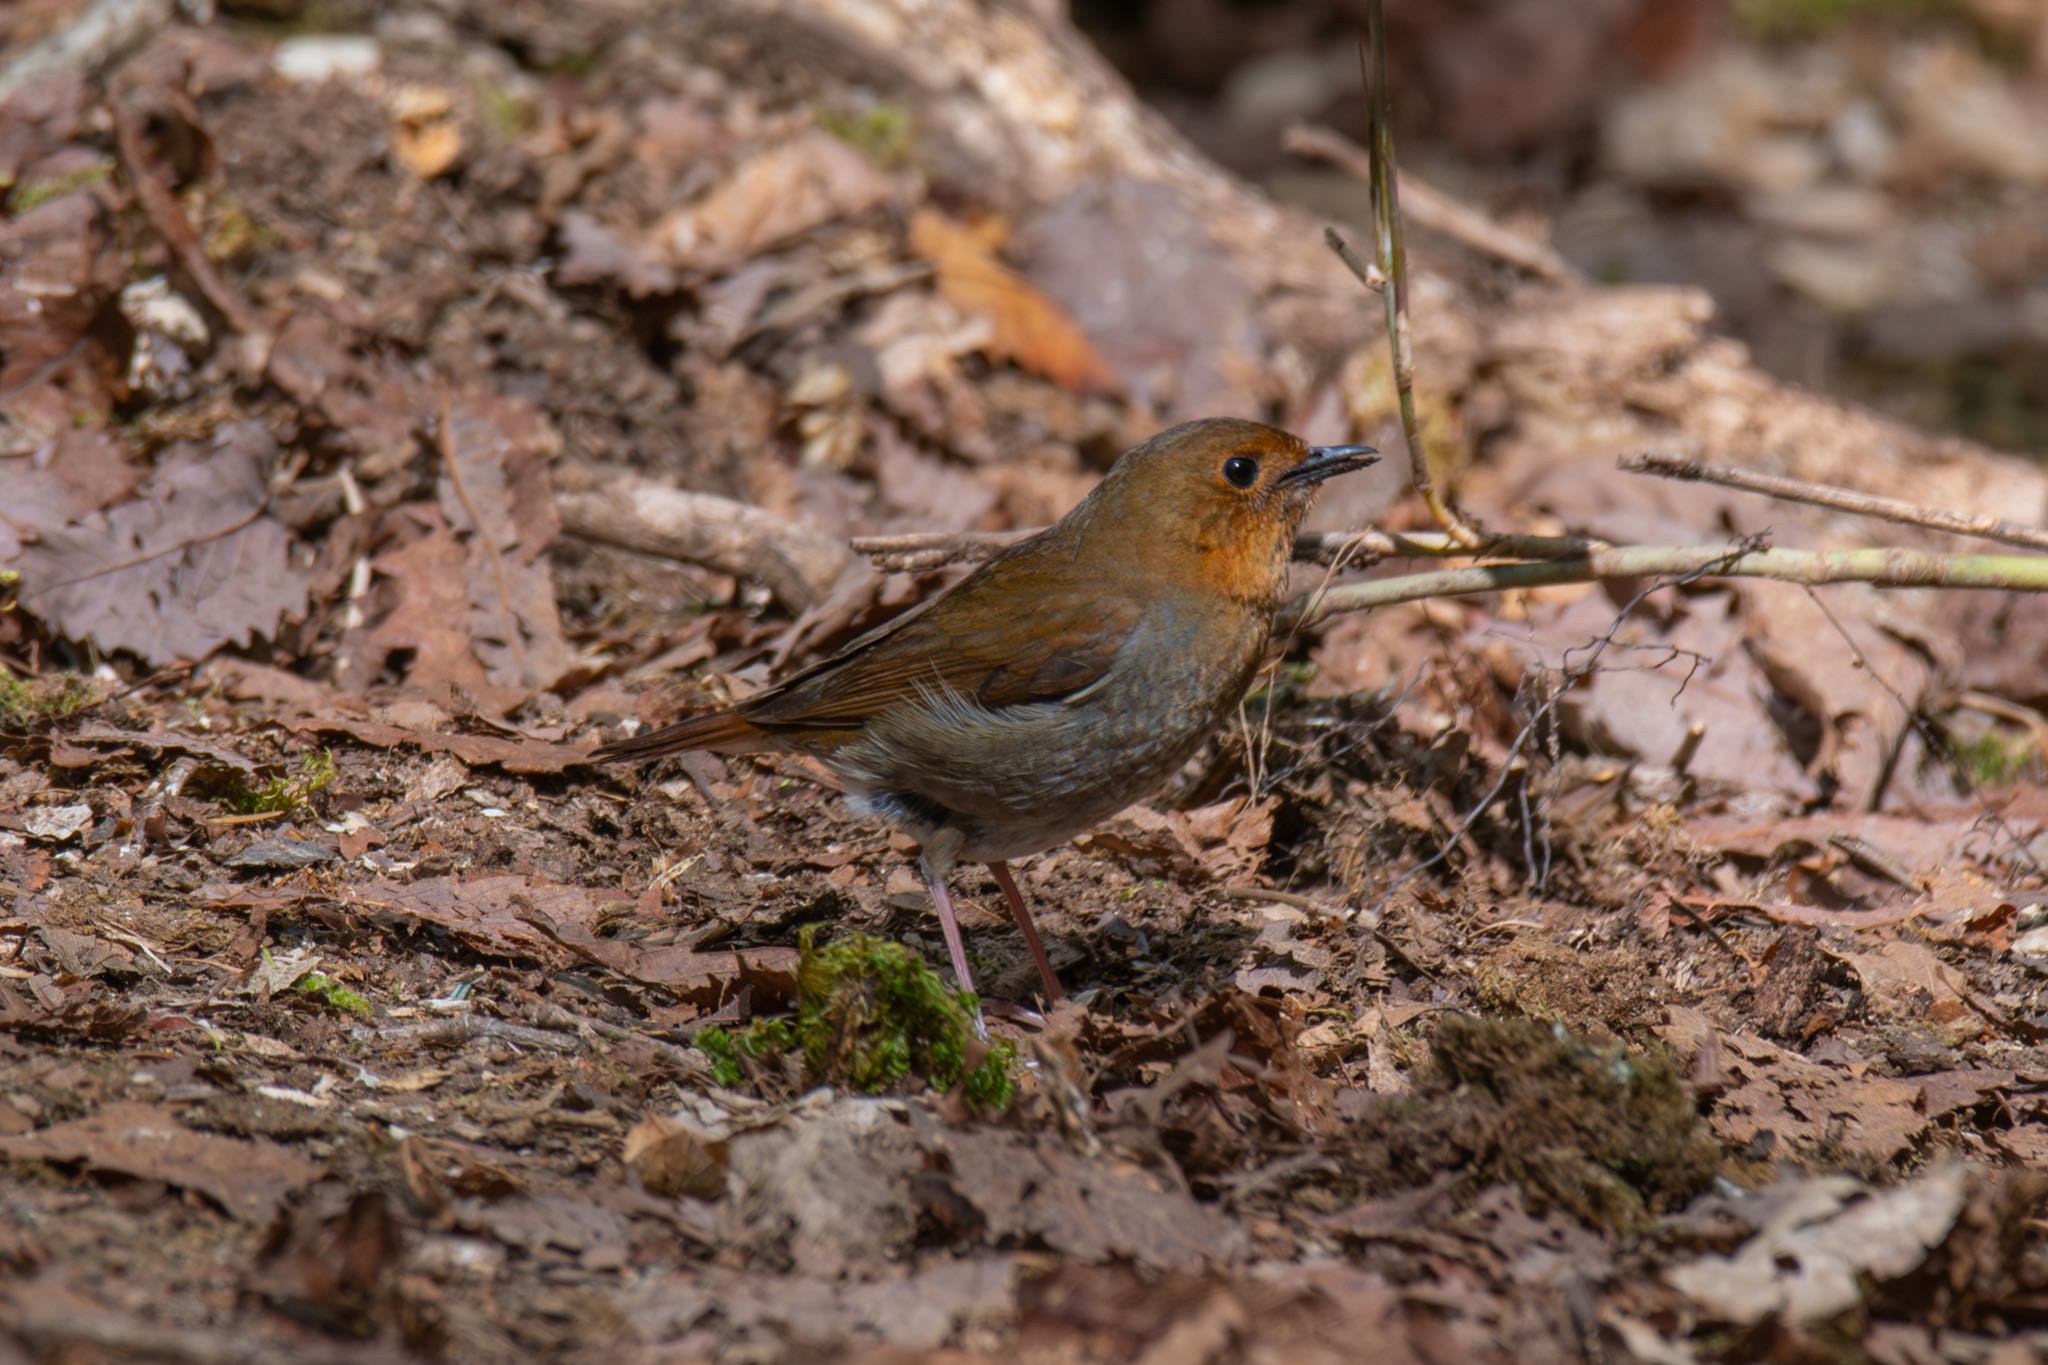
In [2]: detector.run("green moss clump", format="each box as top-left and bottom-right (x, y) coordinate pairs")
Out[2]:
(9, 159), (114, 213)
(697, 1017), (797, 1088)
(695, 926), (1016, 1107)
(1349, 1014), (1722, 1231)
(0, 671), (101, 732)
(226, 750), (337, 815)
(1735, 0), (1948, 36)
(298, 971), (373, 1018)
(1945, 729), (2035, 788)
(817, 102), (915, 169)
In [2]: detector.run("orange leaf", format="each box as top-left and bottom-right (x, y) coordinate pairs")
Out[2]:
(909, 209), (1119, 395)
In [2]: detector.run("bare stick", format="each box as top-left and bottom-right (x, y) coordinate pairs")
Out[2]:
(1286, 124), (1577, 284)
(850, 523), (1606, 570)
(1623, 452), (2048, 553)
(1283, 543), (2048, 631)
(1358, 12), (1481, 548)
(559, 473), (851, 610)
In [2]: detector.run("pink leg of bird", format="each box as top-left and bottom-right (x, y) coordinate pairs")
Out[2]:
(919, 856), (978, 999)
(988, 860), (1066, 1004)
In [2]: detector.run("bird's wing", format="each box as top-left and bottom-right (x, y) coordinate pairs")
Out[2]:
(742, 567), (1144, 738)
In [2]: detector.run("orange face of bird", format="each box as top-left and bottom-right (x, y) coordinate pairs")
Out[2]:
(1079, 418), (1378, 603)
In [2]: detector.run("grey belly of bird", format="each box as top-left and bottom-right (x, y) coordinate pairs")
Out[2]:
(830, 607), (1264, 864)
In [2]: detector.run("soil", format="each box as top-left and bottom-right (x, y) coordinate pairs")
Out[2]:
(3, 2), (2048, 1362)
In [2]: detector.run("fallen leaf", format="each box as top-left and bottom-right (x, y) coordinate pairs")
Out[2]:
(1826, 938), (1987, 1043)
(450, 1194), (631, 1271)
(910, 208), (1120, 395)
(0, 1101), (321, 1223)
(661, 131), (892, 272)
(914, 1111), (1248, 1272)
(8, 423), (310, 665)
(1667, 1165), (1970, 1325)
(622, 1258), (1016, 1356)
(1015, 179), (1258, 415)
(280, 709), (592, 775)
(435, 391), (574, 694)
(624, 1111), (729, 1201)
(556, 209), (679, 297)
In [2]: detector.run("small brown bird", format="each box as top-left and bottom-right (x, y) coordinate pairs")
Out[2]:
(594, 418), (1375, 1005)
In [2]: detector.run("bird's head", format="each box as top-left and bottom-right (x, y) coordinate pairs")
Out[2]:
(1071, 418), (1377, 604)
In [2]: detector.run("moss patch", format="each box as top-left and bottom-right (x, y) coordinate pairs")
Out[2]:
(0, 672), (101, 732)
(1348, 1014), (1722, 1230)
(220, 750), (338, 816)
(697, 926), (1017, 1107)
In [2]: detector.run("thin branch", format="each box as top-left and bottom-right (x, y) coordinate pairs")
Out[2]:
(1623, 451), (2048, 553)
(1321, 226), (1386, 293)
(845, 524), (1606, 572)
(1286, 123), (1576, 284)
(1283, 543), (2048, 632)
(112, 100), (267, 344)
(1357, 13), (1481, 548)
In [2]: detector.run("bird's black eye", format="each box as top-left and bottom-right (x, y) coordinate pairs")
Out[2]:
(1221, 456), (1260, 489)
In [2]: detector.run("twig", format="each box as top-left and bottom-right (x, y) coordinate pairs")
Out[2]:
(111, 100), (267, 344)
(1355, 14), (1481, 548)
(1285, 123), (1577, 284)
(844, 525), (1602, 572)
(559, 472), (851, 609)
(1284, 544), (2048, 632)
(1623, 452), (2048, 553)
(1320, 225), (1387, 294)
(370, 1015), (583, 1054)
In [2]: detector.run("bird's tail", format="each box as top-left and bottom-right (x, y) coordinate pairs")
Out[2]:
(590, 707), (770, 763)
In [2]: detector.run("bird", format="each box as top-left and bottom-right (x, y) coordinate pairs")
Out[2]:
(592, 418), (1376, 1007)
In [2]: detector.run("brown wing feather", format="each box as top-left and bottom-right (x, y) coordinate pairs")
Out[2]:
(595, 534), (1145, 763)
(745, 565), (1142, 735)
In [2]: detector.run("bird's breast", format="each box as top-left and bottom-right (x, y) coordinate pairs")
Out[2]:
(824, 595), (1272, 860)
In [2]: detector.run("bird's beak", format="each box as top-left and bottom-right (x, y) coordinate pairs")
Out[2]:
(1280, 443), (1379, 486)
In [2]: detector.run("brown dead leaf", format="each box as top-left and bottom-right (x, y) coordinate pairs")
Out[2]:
(1015, 179), (1260, 416)
(436, 390), (573, 694)
(280, 708), (593, 775)
(0, 193), (124, 443)
(1667, 1165), (1970, 1326)
(660, 130), (892, 273)
(624, 1111), (729, 1200)
(910, 208), (1121, 395)
(1659, 1007), (1930, 1163)
(324, 875), (609, 962)
(450, 1194), (631, 1271)
(914, 1111), (1248, 1272)
(622, 1258), (1016, 1357)
(388, 83), (462, 178)
(526, 908), (798, 1007)
(8, 423), (310, 665)
(1826, 938), (1988, 1043)
(0, 1101), (321, 1223)
(556, 209), (679, 297)
(341, 514), (492, 700)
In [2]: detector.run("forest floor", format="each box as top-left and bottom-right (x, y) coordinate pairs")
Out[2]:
(4, 3), (2048, 1362)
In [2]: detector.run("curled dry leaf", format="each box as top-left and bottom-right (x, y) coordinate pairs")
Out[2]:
(6, 423), (310, 665)
(909, 208), (1121, 396)
(1667, 1164), (1970, 1326)
(661, 130), (892, 273)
